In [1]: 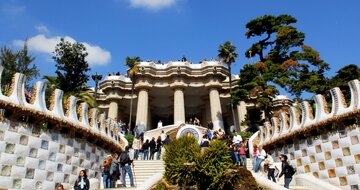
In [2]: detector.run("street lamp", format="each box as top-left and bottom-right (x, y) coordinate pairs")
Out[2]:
(92, 72), (103, 109)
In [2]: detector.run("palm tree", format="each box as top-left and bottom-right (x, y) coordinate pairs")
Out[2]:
(218, 41), (239, 132)
(125, 56), (141, 129)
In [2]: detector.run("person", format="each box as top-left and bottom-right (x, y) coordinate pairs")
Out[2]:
(110, 152), (120, 188)
(156, 136), (162, 160)
(56, 183), (64, 190)
(252, 145), (258, 170)
(278, 154), (295, 189)
(189, 118), (193, 125)
(194, 117), (200, 126)
(132, 136), (141, 160)
(141, 139), (150, 160)
(120, 146), (135, 187)
(102, 155), (112, 188)
(207, 120), (213, 129)
(160, 130), (167, 142)
(232, 132), (243, 147)
(200, 135), (210, 152)
(162, 135), (170, 145)
(238, 142), (247, 168)
(254, 146), (266, 172)
(264, 153), (276, 183)
(149, 137), (156, 160)
(206, 129), (212, 140)
(74, 170), (90, 190)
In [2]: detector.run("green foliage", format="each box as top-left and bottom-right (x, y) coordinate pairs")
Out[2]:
(238, 131), (253, 139)
(244, 14), (330, 97)
(164, 137), (260, 190)
(53, 38), (90, 94)
(151, 182), (167, 190)
(241, 108), (264, 133)
(196, 140), (233, 190)
(125, 134), (134, 147)
(329, 64), (360, 100)
(163, 136), (200, 186)
(0, 41), (38, 89)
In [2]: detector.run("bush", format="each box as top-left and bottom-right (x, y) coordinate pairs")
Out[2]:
(196, 140), (233, 190)
(163, 135), (200, 186)
(163, 137), (261, 190)
(125, 134), (134, 147)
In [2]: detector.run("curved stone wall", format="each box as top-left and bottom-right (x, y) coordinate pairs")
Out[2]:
(0, 119), (109, 189)
(257, 79), (360, 190)
(0, 65), (127, 189)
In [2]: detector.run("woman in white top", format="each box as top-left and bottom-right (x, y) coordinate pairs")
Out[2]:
(264, 153), (276, 182)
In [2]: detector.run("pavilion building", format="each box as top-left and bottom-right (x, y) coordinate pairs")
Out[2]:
(96, 60), (249, 133)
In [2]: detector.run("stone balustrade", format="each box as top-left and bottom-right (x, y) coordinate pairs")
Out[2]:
(256, 79), (360, 190)
(0, 65), (126, 151)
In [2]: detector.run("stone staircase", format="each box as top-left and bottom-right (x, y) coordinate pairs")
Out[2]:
(246, 158), (311, 190)
(99, 160), (165, 189)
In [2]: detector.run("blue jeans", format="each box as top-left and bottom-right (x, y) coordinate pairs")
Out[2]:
(234, 152), (240, 164)
(156, 148), (161, 160)
(284, 177), (292, 189)
(150, 150), (155, 160)
(122, 165), (134, 187)
(254, 157), (263, 172)
(134, 149), (139, 160)
(103, 173), (111, 188)
(143, 150), (149, 160)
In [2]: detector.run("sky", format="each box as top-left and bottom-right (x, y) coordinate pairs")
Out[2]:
(0, 0), (359, 97)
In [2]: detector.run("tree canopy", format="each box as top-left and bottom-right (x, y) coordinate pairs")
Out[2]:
(52, 38), (90, 93)
(245, 14), (330, 97)
(0, 41), (38, 89)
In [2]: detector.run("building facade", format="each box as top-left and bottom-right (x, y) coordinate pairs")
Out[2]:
(96, 60), (248, 133)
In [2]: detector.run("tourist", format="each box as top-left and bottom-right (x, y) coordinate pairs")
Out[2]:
(264, 152), (276, 183)
(200, 135), (210, 152)
(141, 139), (150, 160)
(132, 136), (141, 160)
(278, 154), (295, 189)
(207, 120), (213, 129)
(160, 130), (167, 142)
(254, 146), (266, 172)
(194, 117), (200, 126)
(110, 152), (120, 188)
(56, 183), (64, 190)
(149, 137), (156, 160)
(189, 118), (193, 125)
(206, 129), (212, 139)
(156, 136), (162, 160)
(252, 145), (258, 170)
(74, 170), (90, 190)
(120, 146), (135, 187)
(232, 132), (243, 147)
(232, 143), (240, 165)
(218, 129), (225, 137)
(163, 135), (170, 145)
(102, 155), (112, 188)
(238, 142), (247, 168)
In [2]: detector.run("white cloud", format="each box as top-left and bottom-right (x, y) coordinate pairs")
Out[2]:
(35, 25), (49, 33)
(129, 0), (177, 10)
(13, 35), (111, 66)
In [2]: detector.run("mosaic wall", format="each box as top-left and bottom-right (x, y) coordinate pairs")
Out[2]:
(271, 124), (360, 190)
(0, 120), (109, 190)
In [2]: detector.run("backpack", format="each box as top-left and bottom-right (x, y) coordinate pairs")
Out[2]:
(287, 165), (296, 176)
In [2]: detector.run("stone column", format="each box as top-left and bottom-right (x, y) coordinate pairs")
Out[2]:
(108, 100), (119, 121)
(209, 88), (224, 130)
(174, 88), (185, 124)
(136, 89), (149, 132)
(236, 101), (247, 132)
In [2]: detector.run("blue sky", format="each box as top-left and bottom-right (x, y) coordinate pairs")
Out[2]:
(0, 0), (359, 97)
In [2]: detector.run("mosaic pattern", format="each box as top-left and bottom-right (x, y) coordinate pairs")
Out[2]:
(0, 121), (109, 190)
(272, 126), (360, 190)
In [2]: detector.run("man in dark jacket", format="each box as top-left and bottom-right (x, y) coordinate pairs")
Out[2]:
(149, 137), (156, 160)
(119, 146), (135, 187)
(278, 154), (295, 189)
